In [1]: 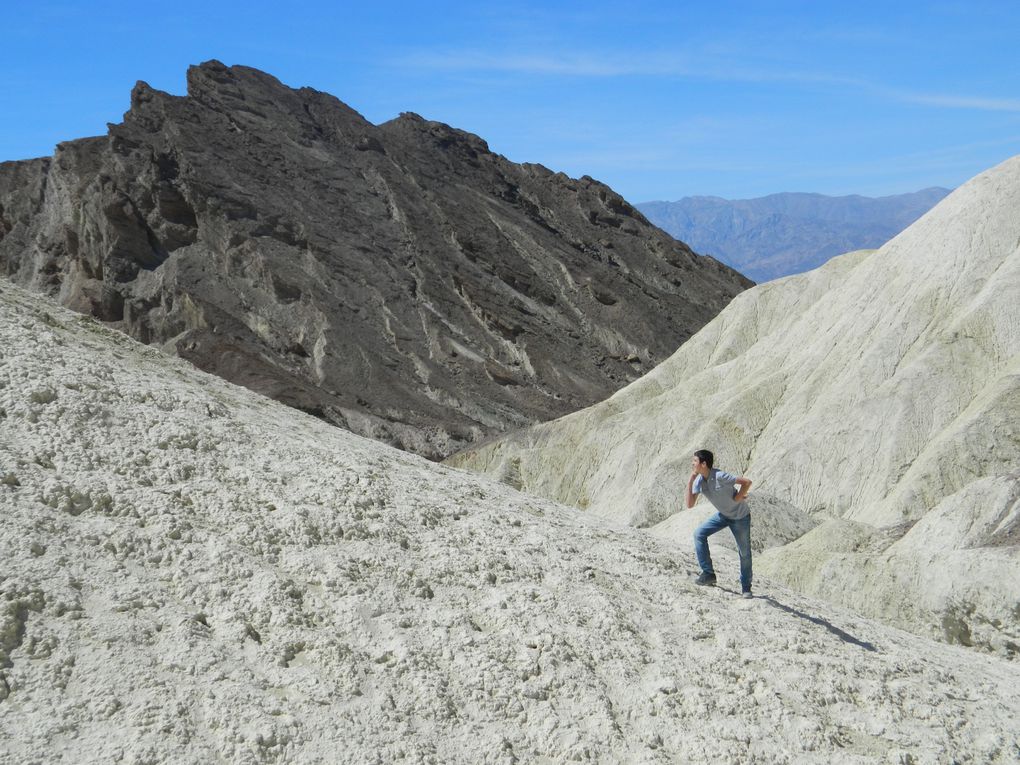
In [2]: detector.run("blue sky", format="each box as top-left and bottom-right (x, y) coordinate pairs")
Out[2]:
(3, 1), (1019, 201)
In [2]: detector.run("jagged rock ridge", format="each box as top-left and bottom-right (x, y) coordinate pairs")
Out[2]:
(638, 187), (950, 282)
(0, 60), (750, 458)
(448, 156), (1020, 658)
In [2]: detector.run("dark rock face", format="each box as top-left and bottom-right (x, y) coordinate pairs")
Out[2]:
(0, 60), (751, 458)
(638, 189), (950, 283)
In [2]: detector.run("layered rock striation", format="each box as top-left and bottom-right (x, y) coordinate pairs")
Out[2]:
(0, 61), (749, 458)
(449, 156), (1020, 657)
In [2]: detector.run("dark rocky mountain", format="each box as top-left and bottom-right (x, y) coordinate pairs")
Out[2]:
(638, 188), (950, 282)
(0, 61), (750, 458)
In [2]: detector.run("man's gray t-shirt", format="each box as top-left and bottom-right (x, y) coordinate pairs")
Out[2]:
(693, 469), (749, 520)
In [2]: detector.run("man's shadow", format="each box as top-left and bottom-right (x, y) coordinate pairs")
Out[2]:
(718, 586), (878, 652)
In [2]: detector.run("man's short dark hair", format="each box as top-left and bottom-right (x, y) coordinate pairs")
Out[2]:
(694, 449), (714, 469)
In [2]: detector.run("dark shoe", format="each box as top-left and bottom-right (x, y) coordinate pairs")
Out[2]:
(695, 572), (717, 586)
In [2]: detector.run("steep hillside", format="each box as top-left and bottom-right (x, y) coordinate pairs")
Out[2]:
(0, 61), (749, 459)
(449, 157), (1020, 657)
(638, 187), (949, 281)
(2, 282), (1018, 763)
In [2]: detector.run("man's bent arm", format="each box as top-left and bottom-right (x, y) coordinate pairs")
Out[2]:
(686, 475), (699, 509)
(734, 478), (752, 502)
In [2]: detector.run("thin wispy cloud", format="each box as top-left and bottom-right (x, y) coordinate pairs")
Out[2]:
(394, 49), (857, 86)
(397, 50), (679, 77)
(398, 48), (1020, 115)
(895, 92), (1020, 112)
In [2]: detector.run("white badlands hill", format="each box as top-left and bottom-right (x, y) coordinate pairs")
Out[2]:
(449, 156), (1020, 659)
(2, 283), (1019, 762)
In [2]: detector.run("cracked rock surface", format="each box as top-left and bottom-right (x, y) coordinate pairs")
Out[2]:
(0, 60), (749, 459)
(1, 280), (1019, 763)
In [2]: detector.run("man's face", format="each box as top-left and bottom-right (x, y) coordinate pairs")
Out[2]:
(691, 455), (706, 474)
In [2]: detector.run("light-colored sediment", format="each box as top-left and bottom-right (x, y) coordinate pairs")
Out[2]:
(2, 282), (1019, 763)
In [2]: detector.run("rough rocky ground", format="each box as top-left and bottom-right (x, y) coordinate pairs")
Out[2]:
(638, 188), (950, 282)
(0, 60), (749, 460)
(448, 156), (1020, 659)
(2, 275), (1019, 763)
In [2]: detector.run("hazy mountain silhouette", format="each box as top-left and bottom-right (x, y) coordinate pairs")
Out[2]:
(638, 188), (950, 282)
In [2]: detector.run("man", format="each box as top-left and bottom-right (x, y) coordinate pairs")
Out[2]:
(686, 449), (754, 598)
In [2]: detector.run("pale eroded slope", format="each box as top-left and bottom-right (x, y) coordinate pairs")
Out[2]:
(448, 156), (1020, 657)
(2, 283), (1019, 762)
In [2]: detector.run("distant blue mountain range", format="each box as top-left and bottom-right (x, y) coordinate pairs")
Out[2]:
(637, 188), (952, 283)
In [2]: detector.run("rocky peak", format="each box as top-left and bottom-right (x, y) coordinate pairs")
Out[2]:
(382, 111), (492, 156)
(184, 59), (285, 105)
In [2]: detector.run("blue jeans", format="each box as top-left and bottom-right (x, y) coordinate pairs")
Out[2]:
(694, 512), (752, 592)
